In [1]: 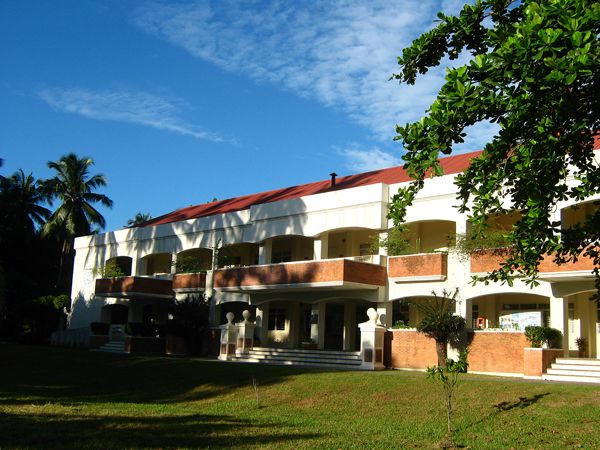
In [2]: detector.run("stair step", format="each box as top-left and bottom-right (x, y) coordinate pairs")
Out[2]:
(248, 350), (359, 360)
(542, 374), (600, 384)
(551, 364), (600, 372)
(252, 347), (360, 357)
(229, 356), (361, 369)
(244, 354), (361, 364)
(554, 358), (600, 366)
(546, 368), (600, 377)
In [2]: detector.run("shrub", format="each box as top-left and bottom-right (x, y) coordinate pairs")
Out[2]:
(524, 326), (562, 348)
(90, 322), (109, 335)
(93, 262), (125, 278)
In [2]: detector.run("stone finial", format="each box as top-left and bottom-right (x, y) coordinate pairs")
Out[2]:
(367, 308), (379, 323)
(242, 310), (251, 323)
(226, 312), (235, 324)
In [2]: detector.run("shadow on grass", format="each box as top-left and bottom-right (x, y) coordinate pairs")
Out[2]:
(460, 392), (551, 432)
(0, 344), (332, 405)
(0, 411), (321, 449)
(493, 393), (549, 412)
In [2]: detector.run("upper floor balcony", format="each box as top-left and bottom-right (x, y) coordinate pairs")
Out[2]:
(388, 252), (448, 282)
(94, 276), (173, 300)
(213, 257), (386, 292)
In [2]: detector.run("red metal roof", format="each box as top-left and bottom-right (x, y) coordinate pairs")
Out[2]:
(139, 150), (482, 227)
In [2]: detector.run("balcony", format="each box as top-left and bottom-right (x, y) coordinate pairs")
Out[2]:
(172, 272), (207, 292)
(471, 249), (596, 281)
(388, 253), (447, 282)
(213, 258), (386, 292)
(470, 249), (508, 273)
(94, 276), (173, 299)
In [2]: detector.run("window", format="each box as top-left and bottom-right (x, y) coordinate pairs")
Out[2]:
(359, 243), (371, 256)
(268, 309), (286, 330)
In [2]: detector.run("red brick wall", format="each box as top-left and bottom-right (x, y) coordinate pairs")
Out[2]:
(388, 253), (447, 278)
(95, 276), (173, 296)
(524, 348), (563, 377)
(468, 331), (527, 374)
(172, 273), (206, 290)
(214, 259), (385, 288)
(125, 336), (166, 354)
(388, 330), (437, 369)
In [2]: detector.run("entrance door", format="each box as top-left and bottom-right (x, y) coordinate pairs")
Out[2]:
(325, 304), (344, 350)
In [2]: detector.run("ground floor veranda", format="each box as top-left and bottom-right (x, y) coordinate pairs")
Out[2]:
(95, 286), (600, 359)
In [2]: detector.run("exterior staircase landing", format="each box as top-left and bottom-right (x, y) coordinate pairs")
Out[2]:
(91, 341), (128, 354)
(228, 347), (362, 369)
(543, 358), (600, 384)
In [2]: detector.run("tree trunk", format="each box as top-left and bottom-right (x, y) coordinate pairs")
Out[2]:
(436, 340), (448, 367)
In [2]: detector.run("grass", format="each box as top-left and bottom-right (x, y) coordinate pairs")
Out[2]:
(0, 343), (599, 449)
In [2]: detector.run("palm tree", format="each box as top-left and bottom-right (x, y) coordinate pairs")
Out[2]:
(126, 212), (151, 227)
(415, 289), (466, 367)
(43, 153), (113, 291)
(0, 169), (51, 240)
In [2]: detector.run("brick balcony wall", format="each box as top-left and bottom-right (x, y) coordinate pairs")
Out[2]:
(471, 249), (595, 274)
(172, 273), (206, 290)
(388, 253), (447, 278)
(214, 259), (386, 288)
(95, 276), (173, 296)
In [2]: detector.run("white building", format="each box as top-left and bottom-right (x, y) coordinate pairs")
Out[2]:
(68, 149), (600, 377)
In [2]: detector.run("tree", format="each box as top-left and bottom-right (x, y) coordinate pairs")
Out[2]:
(43, 153), (113, 292)
(415, 289), (466, 367)
(390, 0), (600, 293)
(126, 212), (152, 227)
(0, 169), (51, 240)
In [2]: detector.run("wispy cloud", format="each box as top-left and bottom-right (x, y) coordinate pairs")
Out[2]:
(338, 145), (402, 172)
(38, 87), (229, 143)
(133, 0), (497, 151)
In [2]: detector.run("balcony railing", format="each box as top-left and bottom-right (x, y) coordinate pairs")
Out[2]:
(388, 253), (447, 282)
(172, 272), (207, 292)
(213, 258), (386, 291)
(471, 248), (596, 278)
(94, 276), (173, 299)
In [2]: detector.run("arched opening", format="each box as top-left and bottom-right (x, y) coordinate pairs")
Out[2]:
(469, 292), (549, 330)
(561, 200), (599, 230)
(324, 227), (379, 259)
(270, 235), (314, 263)
(400, 220), (456, 255)
(105, 256), (132, 276)
(141, 253), (172, 276)
(218, 243), (259, 268)
(176, 248), (212, 273)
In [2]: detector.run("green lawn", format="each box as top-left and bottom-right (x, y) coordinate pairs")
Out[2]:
(0, 344), (598, 449)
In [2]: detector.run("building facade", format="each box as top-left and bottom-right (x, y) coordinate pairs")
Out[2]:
(68, 150), (600, 371)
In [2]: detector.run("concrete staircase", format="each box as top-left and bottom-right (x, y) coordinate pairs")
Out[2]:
(92, 341), (128, 354)
(229, 347), (362, 369)
(542, 358), (600, 383)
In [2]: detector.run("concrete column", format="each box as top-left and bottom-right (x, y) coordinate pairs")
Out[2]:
(314, 234), (329, 260)
(310, 302), (326, 349)
(550, 296), (569, 351)
(130, 257), (139, 276)
(378, 231), (388, 256)
(343, 301), (356, 351)
(455, 296), (473, 327)
(376, 302), (392, 328)
(258, 303), (270, 345)
(258, 239), (272, 265)
(171, 252), (178, 274)
(288, 302), (301, 348)
(358, 308), (386, 370)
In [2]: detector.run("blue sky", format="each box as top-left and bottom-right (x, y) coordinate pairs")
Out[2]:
(0, 0), (494, 231)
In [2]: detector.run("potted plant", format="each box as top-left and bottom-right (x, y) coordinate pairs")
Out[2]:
(576, 337), (587, 358)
